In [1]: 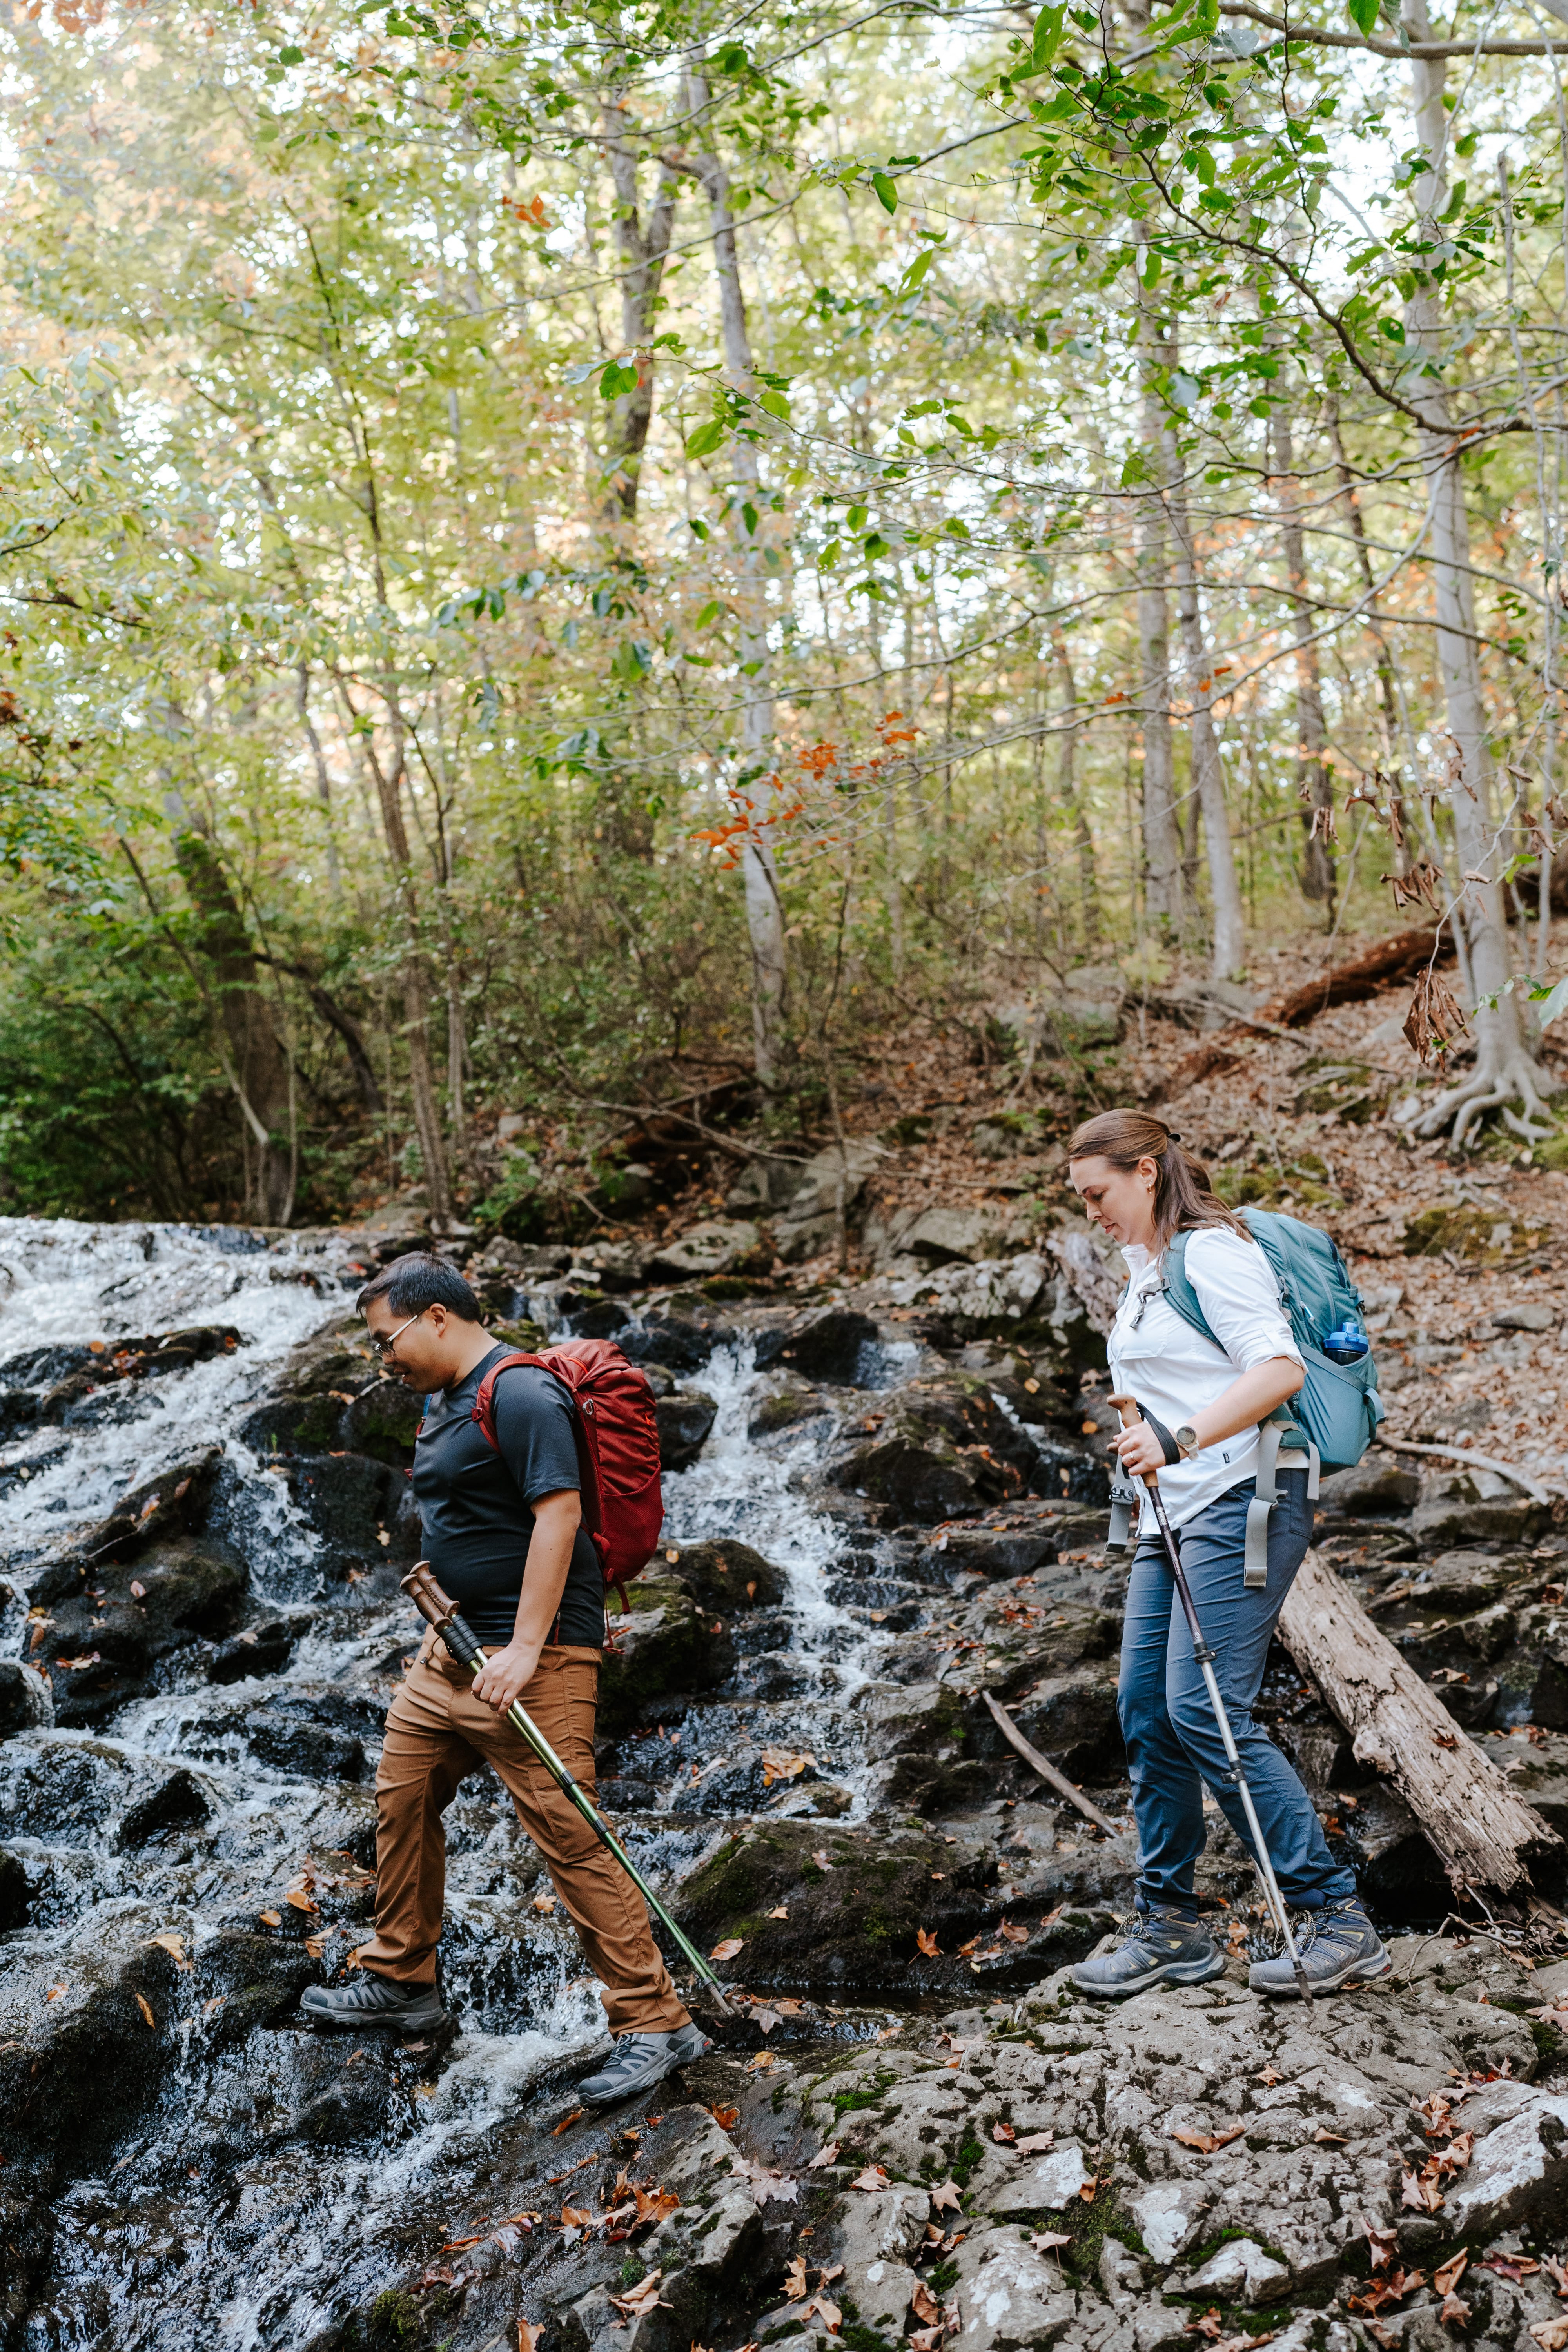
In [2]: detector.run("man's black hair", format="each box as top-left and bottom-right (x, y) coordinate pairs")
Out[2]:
(356, 1251), (484, 1324)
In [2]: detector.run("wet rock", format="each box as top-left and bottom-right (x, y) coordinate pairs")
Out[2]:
(1316, 1458), (1422, 1515)
(285, 1450), (410, 1581)
(0, 1659), (53, 1737)
(207, 1617), (303, 1683)
(570, 1240), (654, 1292)
(596, 1580), (737, 1738)
(921, 1528), (1057, 1581)
(0, 1847), (30, 1930)
(619, 1297), (736, 1373)
(648, 1220), (765, 1280)
(675, 1817), (998, 1994)
(117, 1765), (213, 1847)
(747, 1376), (825, 1437)
(0, 1733), (220, 1850)
(828, 1376), (1044, 1524)
(41, 1537), (249, 1727)
(0, 1934), (196, 2164)
(656, 1389), (717, 1473)
(246, 1710), (367, 1783)
(755, 1308), (879, 1386)
(339, 1379), (425, 1465)
(659, 1539), (789, 1614)
(47, 1445), (227, 1574)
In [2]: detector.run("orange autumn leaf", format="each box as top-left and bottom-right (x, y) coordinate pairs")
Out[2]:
(916, 1928), (940, 1958)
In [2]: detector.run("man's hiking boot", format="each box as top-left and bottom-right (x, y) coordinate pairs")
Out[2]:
(576, 2021), (713, 2106)
(1069, 1907), (1226, 2000)
(300, 1973), (447, 2033)
(1249, 1901), (1390, 1998)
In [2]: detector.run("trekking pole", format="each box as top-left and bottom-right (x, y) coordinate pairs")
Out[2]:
(401, 1563), (734, 2020)
(1107, 1397), (1314, 2009)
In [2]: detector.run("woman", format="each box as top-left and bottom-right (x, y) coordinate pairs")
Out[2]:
(1065, 1109), (1387, 1999)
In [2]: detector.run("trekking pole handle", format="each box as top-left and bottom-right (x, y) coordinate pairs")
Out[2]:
(1108, 1392), (1159, 1488)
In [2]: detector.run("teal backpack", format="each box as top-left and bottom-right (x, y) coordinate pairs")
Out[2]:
(1163, 1208), (1385, 1474)
(1108, 1208), (1385, 1584)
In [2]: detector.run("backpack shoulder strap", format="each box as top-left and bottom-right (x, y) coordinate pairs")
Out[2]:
(470, 1350), (554, 1450)
(1159, 1229), (1220, 1349)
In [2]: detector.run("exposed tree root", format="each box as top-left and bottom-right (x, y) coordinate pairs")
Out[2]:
(1412, 1045), (1559, 1148)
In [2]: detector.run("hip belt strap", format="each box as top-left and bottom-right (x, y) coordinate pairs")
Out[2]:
(1245, 1416), (1320, 1589)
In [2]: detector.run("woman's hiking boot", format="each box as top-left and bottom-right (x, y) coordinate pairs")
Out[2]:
(1248, 1901), (1390, 1997)
(1069, 1907), (1227, 2000)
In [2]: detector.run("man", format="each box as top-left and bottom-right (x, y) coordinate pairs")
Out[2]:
(300, 1251), (710, 2103)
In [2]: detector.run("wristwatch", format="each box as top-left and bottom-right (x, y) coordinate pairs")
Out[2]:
(1174, 1424), (1201, 1460)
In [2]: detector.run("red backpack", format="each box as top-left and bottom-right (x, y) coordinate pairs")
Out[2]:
(470, 1339), (664, 1611)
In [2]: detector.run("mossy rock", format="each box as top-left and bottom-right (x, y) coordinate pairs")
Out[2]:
(673, 1818), (1004, 1996)
(339, 1380), (424, 1464)
(596, 1581), (735, 1737)
(657, 1539), (788, 1614)
(1402, 1204), (1550, 1262)
(1213, 1158), (1339, 1212)
(1294, 1059), (1394, 1125)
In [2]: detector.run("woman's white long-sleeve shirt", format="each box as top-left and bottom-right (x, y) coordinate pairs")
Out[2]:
(1106, 1226), (1304, 1530)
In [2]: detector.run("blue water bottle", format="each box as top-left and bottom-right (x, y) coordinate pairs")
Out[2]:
(1323, 1319), (1370, 1364)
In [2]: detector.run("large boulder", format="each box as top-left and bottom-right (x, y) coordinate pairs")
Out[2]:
(0, 1660), (53, 1739)
(655, 1389), (717, 1473)
(902, 1207), (1018, 1266)
(39, 1537), (249, 1728)
(1315, 1457), (1421, 1516)
(995, 965), (1127, 1056)
(1410, 1468), (1549, 1548)
(657, 1539), (789, 1615)
(618, 1297), (736, 1374)
(828, 1375), (1093, 1524)
(595, 1578), (736, 1737)
(753, 1308), (878, 1386)
(648, 1220), (765, 1281)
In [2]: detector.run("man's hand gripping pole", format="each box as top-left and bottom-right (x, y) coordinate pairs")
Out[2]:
(1107, 1397), (1315, 2009)
(401, 1562), (733, 2019)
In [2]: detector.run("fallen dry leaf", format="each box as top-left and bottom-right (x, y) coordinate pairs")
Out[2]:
(517, 2323), (544, 2352)
(710, 2104), (740, 2131)
(134, 1993), (155, 2028)
(258, 1910), (282, 1927)
(1434, 2252), (1468, 2296)
(753, 2008), (781, 2035)
(1533, 2325), (1568, 2352)
(911, 2283), (940, 2325)
(1401, 2167), (1444, 2214)
(850, 2165), (891, 2193)
(1029, 2229), (1073, 2254)
(907, 2330), (942, 2352)
(1484, 2252), (1542, 2282)
(760, 1747), (814, 1787)
(1014, 2132), (1055, 2155)
(1440, 2290), (1471, 2328)
(811, 1850), (833, 1870)
(929, 2179), (962, 2213)
(804, 2296), (841, 2336)
(611, 2270), (668, 2320)
(711, 1938), (744, 1962)
(1366, 2223), (1400, 2273)
(551, 2109), (584, 2138)
(809, 2141), (841, 2169)
(1171, 2125), (1247, 2154)
(767, 1905), (789, 1920)
(559, 2205), (593, 2229)
(916, 1928), (941, 1958)
(146, 1932), (191, 1970)
(991, 2123), (1015, 2144)
(1349, 2267), (1427, 2315)
(997, 1922), (1030, 1945)
(285, 1889), (319, 1915)
(785, 2256), (809, 2301)
(532, 1894), (557, 1915)
(1256, 2064), (1282, 2087)
(1312, 2128), (1348, 2145)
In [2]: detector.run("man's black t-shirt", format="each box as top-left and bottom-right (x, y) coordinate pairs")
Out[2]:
(411, 1343), (605, 1648)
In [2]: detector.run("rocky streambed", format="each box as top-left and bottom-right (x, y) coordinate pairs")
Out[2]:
(4, 1215), (1568, 2352)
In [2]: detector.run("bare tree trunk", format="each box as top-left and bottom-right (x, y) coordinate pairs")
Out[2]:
(169, 807), (294, 1224)
(1135, 309), (1181, 936)
(1271, 409), (1336, 913)
(1163, 410), (1245, 980)
(682, 65), (788, 1088)
(1403, 0), (1554, 1143)
(346, 709), (454, 1223)
(601, 102), (677, 522)
(1050, 621), (1098, 945)
(1330, 411), (1413, 876)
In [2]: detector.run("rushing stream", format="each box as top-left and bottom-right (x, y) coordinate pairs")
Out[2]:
(0, 1218), (914, 2351)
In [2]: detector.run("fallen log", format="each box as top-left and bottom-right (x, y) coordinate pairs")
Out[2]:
(1156, 924), (1452, 1098)
(1276, 1547), (1560, 1897)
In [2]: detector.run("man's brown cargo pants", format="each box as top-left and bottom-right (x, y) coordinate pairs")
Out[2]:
(354, 1633), (690, 2036)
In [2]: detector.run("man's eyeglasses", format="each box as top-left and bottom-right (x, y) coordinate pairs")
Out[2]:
(371, 1310), (423, 1360)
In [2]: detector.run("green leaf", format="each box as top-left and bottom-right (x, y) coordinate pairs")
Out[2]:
(1532, 975), (1568, 1030)
(1346, 0), (1379, 35)
(1022, 2), (1066, 73)
(760, 390), (791, 419)
(693, 601), (723, 629)
(685, 420), (727, 458)
(871, 170), (898, 214)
